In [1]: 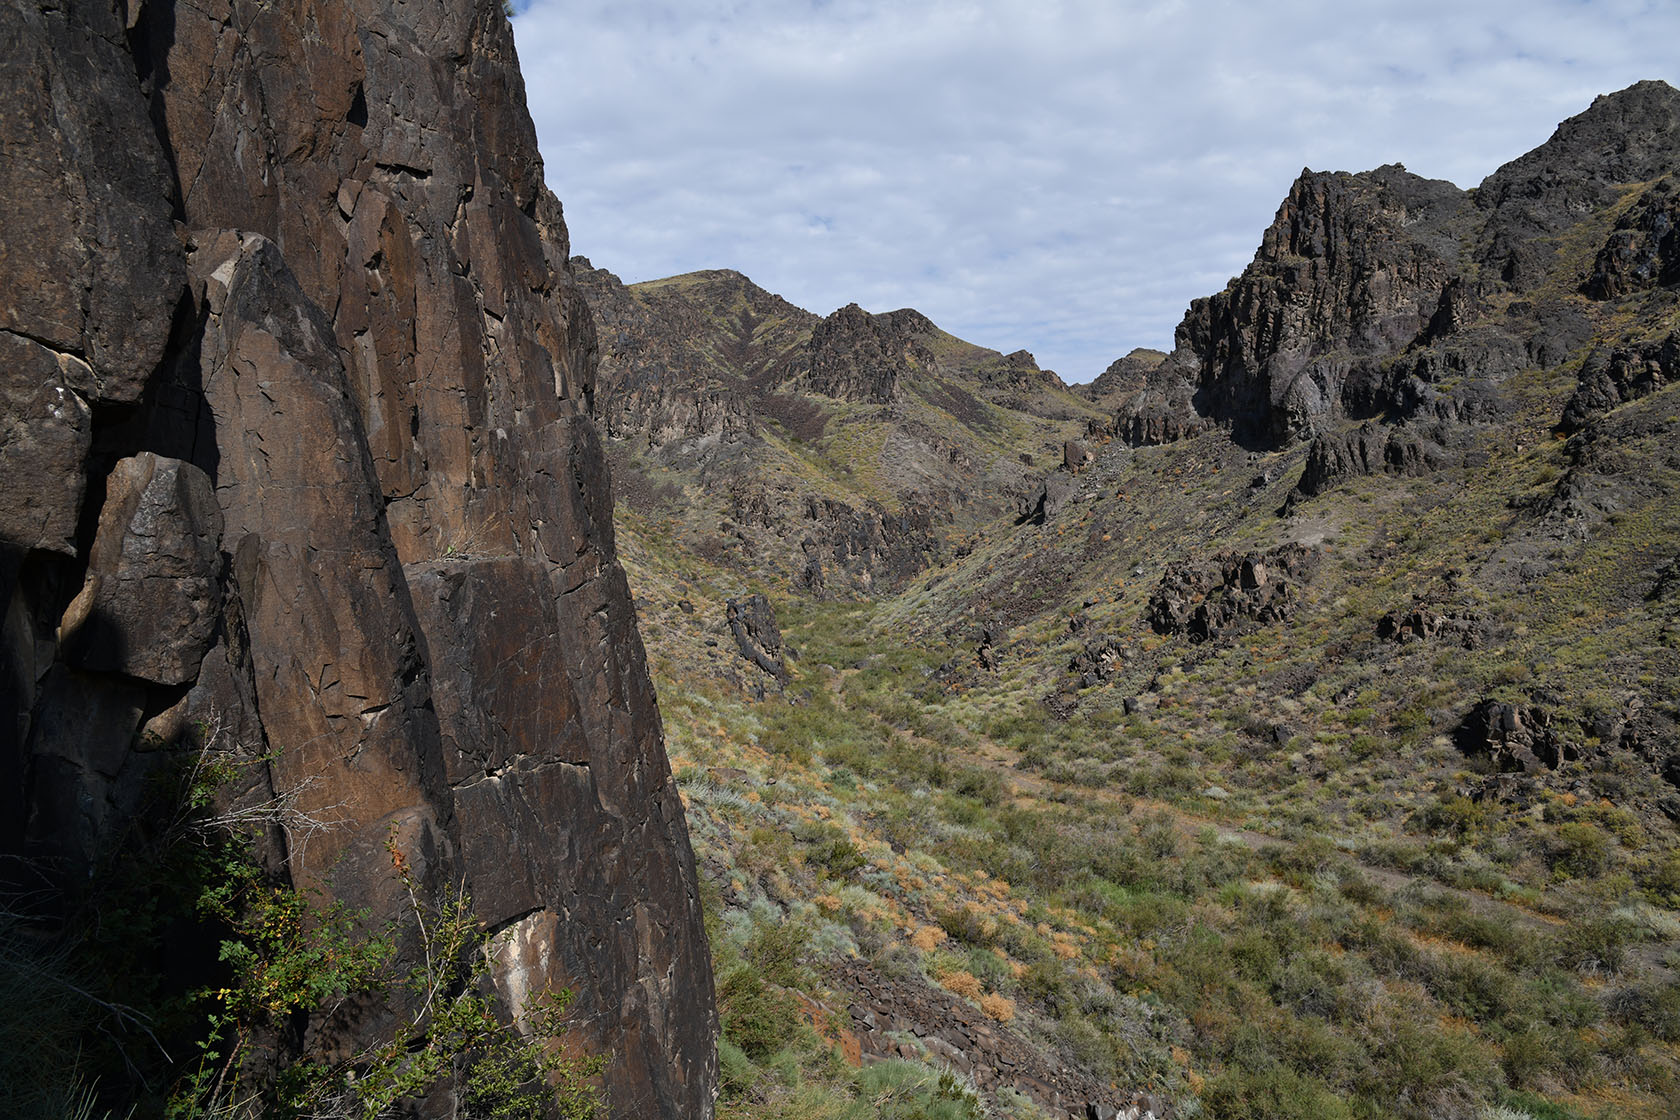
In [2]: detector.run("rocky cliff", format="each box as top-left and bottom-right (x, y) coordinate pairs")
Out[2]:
(1107, 81), (1680, 465)
(0, 1), (714, 1115)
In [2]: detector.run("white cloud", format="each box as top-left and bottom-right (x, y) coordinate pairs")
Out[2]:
(513, 0), (1679, 381)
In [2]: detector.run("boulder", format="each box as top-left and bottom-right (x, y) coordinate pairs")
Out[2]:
(59, 454), (223, 686)
(1019, 474), (1078, 525)
(1455, 698), (1579, 773)
(727, 593), (789, 684)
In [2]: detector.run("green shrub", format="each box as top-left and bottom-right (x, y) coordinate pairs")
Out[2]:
(1556, 913), (1638, 974)
(854, 1061), (985, 1120)
(795, 821), (867, 880)
(1201, 1065), (1353, 1120)
(1548, 822), (1615, 879)
(934, 904), (997, 947)
(716, 1036), (759, 1099)
(745, 915), (812, 989)
(44, 743), (603, 1120)
(717, 965), (802, 1061)
(1638, 849), (1680, 904)
(1414, 794), (1488, 838)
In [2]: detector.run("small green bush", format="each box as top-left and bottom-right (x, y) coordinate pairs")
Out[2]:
(1201, 1065), (1353, 1120)
(1548, 822), (1614, 879)
(717, 966), (802, 1061)
(854, 1061), (985, 1120)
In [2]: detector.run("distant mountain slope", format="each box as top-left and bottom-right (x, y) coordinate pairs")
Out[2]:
(574, 260), (1106, 601)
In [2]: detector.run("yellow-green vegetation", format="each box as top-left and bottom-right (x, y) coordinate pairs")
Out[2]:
(617, 382), (1680, 1120)
(643, 598), (1678, 1119)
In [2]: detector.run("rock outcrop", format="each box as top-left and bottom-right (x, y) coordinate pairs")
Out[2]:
(1584, 176), (1680, 299)
(1106, 81), (1680, 463)
(1290, 421), (1454, 500)
(1146, 545), (1319, 642)
(1077, 348), (1167, 413)
(1455, 699), (1580, 774)
(1122, 163), (1472, 449)
(826, 956), (1169, 1120)
(1559, 332), (1679, 433)
(790, 303), (936, 404)
(726, 593), (790, 687)
(799, 496), (940, 595)
(1, 2), (714, 1116)
(1476, 80), (1680, 290)
(1375, 601), (1485, 648)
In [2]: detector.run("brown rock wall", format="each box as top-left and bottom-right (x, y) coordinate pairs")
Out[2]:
(2, 1), (714, 1115)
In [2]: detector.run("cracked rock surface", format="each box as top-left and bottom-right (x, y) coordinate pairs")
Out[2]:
(0, 1), (715, 1115)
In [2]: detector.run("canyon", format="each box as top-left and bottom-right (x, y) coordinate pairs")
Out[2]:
(3, 2), (1678, 1117)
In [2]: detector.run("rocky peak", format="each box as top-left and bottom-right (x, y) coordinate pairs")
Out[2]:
(1104, 82), (1680, 456)
(1479, 80), (1680, 211)
(971, 347), (1065, 400)
(1477, 79), (1680, 287)
(575, 259), (816, 457)
(1159, 162), (1470, 447)
(1077, 348), (1167, 410)
(793, 302), (939, 403)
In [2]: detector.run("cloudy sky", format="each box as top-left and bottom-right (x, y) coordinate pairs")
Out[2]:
(512, 0), (1678, 383)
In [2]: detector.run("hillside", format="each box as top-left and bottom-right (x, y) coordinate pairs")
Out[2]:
(596, 81), (1680, 1120)
(575, 261), (1105, 612)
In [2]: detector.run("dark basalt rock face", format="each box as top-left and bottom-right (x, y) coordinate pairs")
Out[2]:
(799, 497), (940, 595)
(1477, 80), (1680, 290)
(1146, 545), (1319, 642)
(1123, 163), (1472, 450)
(726, 594), (789, 685)
(1108, 81), (1680, 464)
(1290, 421), (1454, 501)
(1017, 473), (1078, 526)
(58, 453), (223, 687)
(0, 0), (185, 561)
(1375, 601), (1485, 649)
(0, 2), (715, 1116)
(1559, 332), (1679, 433)
(793, 303), (938, 404)
(1456, 699), (1581, 775)
(1584, 176), (1680, 299)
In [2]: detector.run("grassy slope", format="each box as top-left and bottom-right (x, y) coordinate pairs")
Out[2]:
(618, 399), (1680, 1118)
(607, 169), (1680, 1120)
